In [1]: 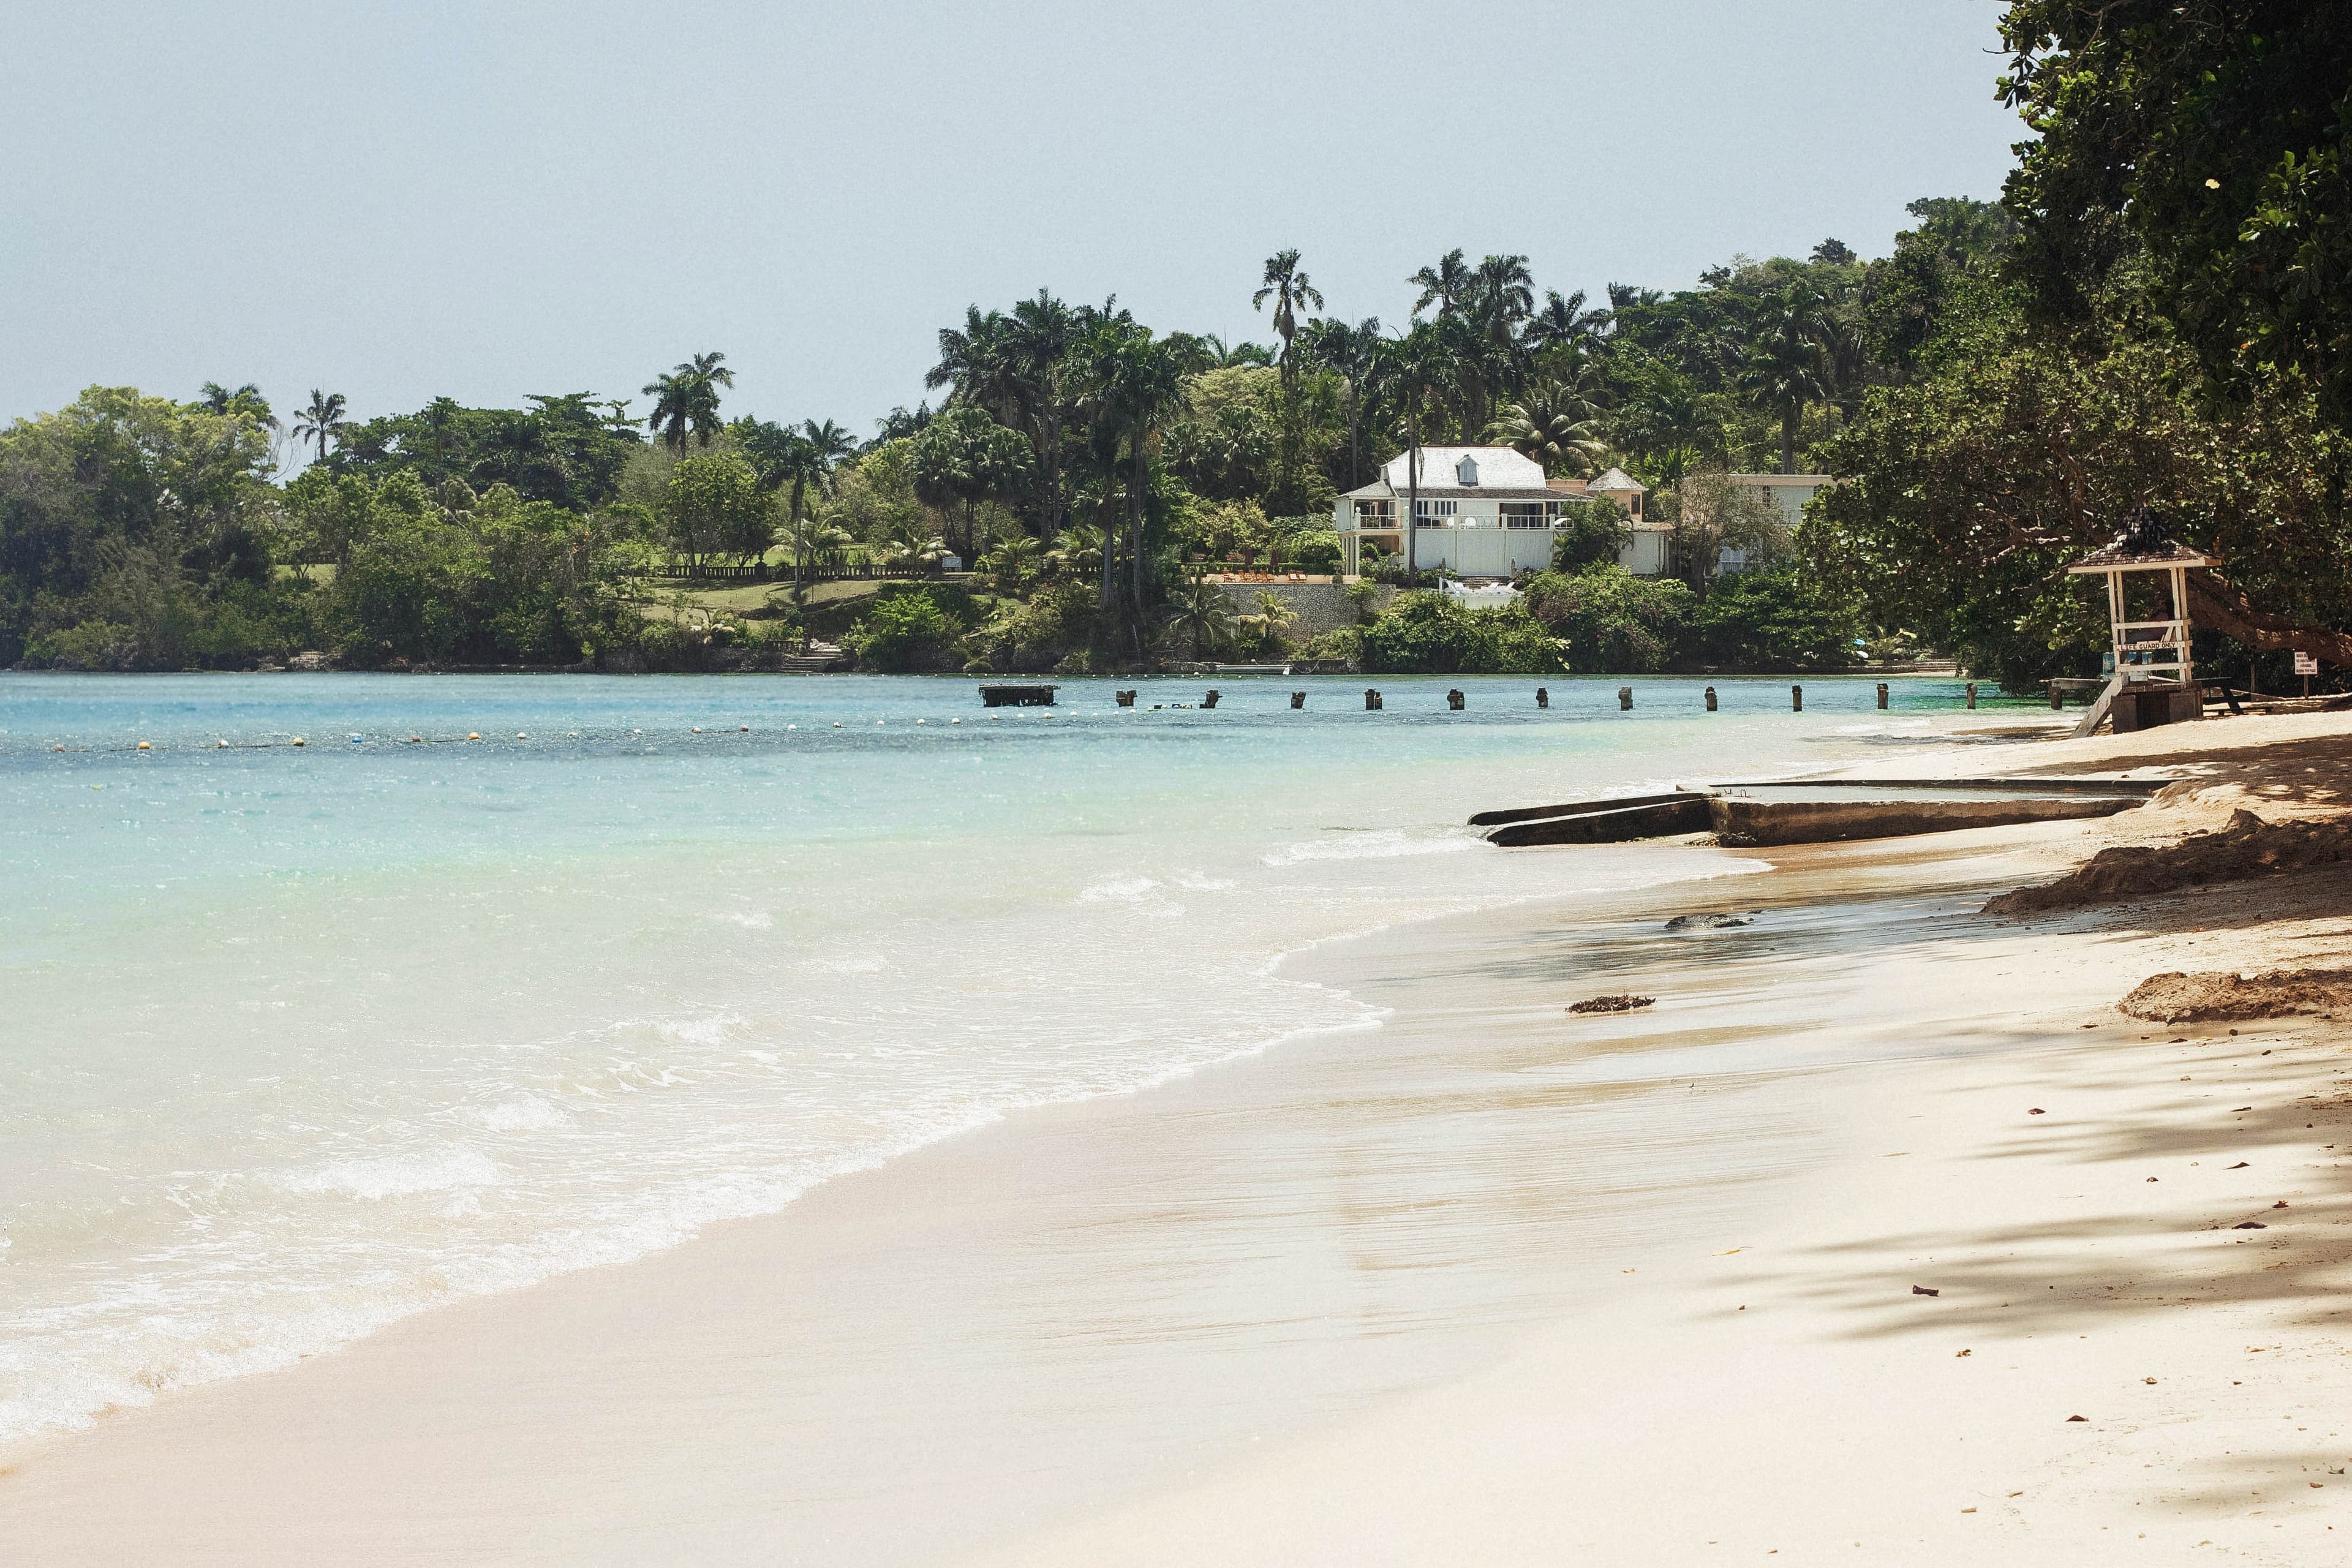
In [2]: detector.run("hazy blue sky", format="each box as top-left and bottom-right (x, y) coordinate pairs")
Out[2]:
(1, 1), (2021, 437)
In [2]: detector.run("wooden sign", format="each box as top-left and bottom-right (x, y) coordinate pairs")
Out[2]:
(2294, 652), (2320, 675)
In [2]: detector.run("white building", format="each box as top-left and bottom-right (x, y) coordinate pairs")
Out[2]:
(1714, 473), (1831, 573)
(1334, 448), (1670, 579)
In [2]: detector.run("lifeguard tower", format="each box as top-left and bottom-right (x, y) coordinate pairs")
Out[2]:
(2065, 509), (2217, 736)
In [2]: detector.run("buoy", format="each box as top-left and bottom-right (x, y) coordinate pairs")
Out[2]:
(53, 744), (64, 752)
(692, 726), (703, 733)
(217, 739), (230, 748)
(737, 725), (748, 732)
(137, 741), (151, 750)
(467, 732), (480, 741)
(292, 737), (306, 747)
(833, 721), (843, 728)
(516, 732), (527, 739)
(786, 723), (797, 730)
(950, 717), (961, 724)
(916, 718), (926, 725)
(876, 720), (884, 726)
(348, 733), (363, 743)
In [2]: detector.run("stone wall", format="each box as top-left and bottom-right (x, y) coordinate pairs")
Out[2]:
(1215, 582), (1385, 639)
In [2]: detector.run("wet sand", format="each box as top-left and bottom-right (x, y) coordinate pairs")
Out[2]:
(4, 713), (2348, 1564)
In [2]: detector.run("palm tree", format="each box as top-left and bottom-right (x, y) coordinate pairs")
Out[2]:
(1252, 249), (1325, 385)
(1387, 324), (1454, 576)
(293, 390), (348, 467)
(978, 532), (1041, 592)
(199, 382), (279, 428)
(1076, 322), (1188, 643)
(758, 428), (854, 605)
(1161, 570), (1237, 658)
(684, 352), (734, 447)
(1408, 249), (1474, 319)
(1241, 588), (1298, 656)
(1297, 316), (1385, 489)
(1737, 286), (1837, 472)
(775, 505), (851, 603)
(1044, 522), (1104, 581)
(1487, 388), (1607, 477)
(643, 373), (694, 455)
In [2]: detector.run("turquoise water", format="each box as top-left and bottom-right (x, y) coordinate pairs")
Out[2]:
(0, 672), (2018, 1445)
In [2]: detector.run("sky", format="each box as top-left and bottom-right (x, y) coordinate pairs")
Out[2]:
(0, 1), (2024, 438)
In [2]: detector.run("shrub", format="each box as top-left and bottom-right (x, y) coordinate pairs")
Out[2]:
(845, 592), (963, 672)
(1521, 567), (1697, 673)
(1359, 591), (1565, 674)
(1694, 569), (1864, 671)
(1549, 500), (1632, 573)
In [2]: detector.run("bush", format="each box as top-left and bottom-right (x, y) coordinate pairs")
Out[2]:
(1693, 569), (1866, 671)
(1521, 567), (1696, 673)
(845, 591), (963, 672)
(1549, 500), (1632, 573)
(1359, 591), (1565, 674)
(967, 582), (1099, 672)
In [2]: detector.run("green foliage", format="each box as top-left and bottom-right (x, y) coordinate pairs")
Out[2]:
(331, 393), (641, 509)
(1548, 500), (1630, 573)
(662, 453), (770, 564)
(1692, 569), (1864, 671)
(843, 582), (984, 673)
(1358, 590), (1564, 674)
(1997, 2), (2352, 420)
(965, 581), (1099, 673)
(1520, 568), (1695, 674)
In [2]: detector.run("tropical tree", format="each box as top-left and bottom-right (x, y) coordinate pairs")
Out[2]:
(1161, 570), (1236, 658)
(1238, 588), (1298, 655)
(643, 373), (694, 455)
(1387, 323), (1455, 575)
(908, 405), (1032, 559)
(1297, 315), (1387, 490)
(1074, 320), (1188, 643)
(1737, 285), (1838, 472)
(643, 352), (734, 454)
(199, 382), (278, 428)
(1408, 249), (1474, 318)
(293, 390), (348, 467)
(755, 424), (854, 604)
(1044, 521), (1104, 582)
(1487, 385), (1607, 477)
(1252, 249), (1325, 385)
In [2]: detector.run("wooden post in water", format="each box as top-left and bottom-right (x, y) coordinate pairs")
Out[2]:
(1290, 691), (1305, 709)
(1446, 688), (1465, 710)
(1535, 687), (1548, 709)
(1704, 686), (1717, 712)
(1203, 690), (1219, 709)
(1115, 689), (1136, 707)
(1876, 682), (1889, 710)
(1965, 682), (1977, 710)
(1365, 689), (1382, 710)
(1618, 686), (1633, 711)
(1792, 684), (1803, 712)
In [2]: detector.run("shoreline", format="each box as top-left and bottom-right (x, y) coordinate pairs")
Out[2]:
(3, 714), (2346, 1563)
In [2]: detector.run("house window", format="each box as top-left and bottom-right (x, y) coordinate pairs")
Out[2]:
(1629, 493), (1642, 516)
(1501, 502), (1550, 529)
(1353, 499), (1396, 527)
(1414, 499), (1457, 526)
(1456, 454), (1480, 486)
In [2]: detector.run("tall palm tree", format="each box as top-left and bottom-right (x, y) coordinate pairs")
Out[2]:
(1408, 249), (1474, 318)
(683, 352), (734, 447)
(1387, 324), (1454, 576)
(1076, 322), (1188, 638)
(758, 427), (855, 605)
(1252, 249), (1325, 385)
(293, 390), (348, 467)
(643, 372), (694, 454)
(1738, 285), (1838, 472)
(1298, 316), (1385, 488)
(1161, 570), (1237, 658)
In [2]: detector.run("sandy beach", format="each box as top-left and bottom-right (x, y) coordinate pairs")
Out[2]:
(4, 711), (2348, 1565)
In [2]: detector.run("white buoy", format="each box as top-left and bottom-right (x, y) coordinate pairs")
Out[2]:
(516, 732), (527, 739)
(738, 725), (748, 732)
(786, 724), (797, 731)
(217, 739), (228, 748)
(832, 721), (843, 728)
(950, 717), (961, 724)
(136, 741), (151, 750)
(292, 737), (306, 747)
(692, 726), (703, 733)
(467, 732), (480, 741)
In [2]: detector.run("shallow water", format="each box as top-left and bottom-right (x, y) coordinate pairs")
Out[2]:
(0, 671), (2022, 1445)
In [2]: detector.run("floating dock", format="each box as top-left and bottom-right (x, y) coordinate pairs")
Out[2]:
(978, 684), (1059, 707)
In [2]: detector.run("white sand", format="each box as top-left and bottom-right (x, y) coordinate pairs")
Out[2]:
(4, 712), (2348, 1565)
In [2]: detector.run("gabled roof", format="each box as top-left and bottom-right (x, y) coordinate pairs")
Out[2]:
(1378, 445), (1547, 493)
(2064, 510), (2218, 573)
(1588, 467), (1646, 494)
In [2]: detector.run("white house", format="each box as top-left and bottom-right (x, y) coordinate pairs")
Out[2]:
(1334, 448), (1673, 579)
(1714, 473), (1831, 573)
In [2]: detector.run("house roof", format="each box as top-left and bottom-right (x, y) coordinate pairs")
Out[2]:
(1588, 467), (1646, 494)
(1378, 445), (1547, 493)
